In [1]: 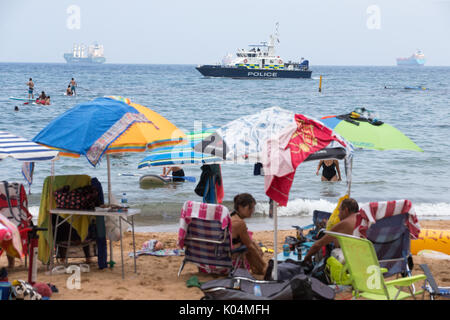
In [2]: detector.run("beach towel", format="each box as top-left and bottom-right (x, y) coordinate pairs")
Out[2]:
(129, 248), (185, 258)
(0, 214), (23, 259)
(178, 200), (231, 248)
(264, 115), (345, 206)
(353, 200), (421, 240)
(38, 175), (92, 264)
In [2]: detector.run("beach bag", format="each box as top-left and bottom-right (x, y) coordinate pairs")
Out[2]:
(264, 259), (305, 281)
(54, 185), (98, 210)
(105, 216), (124, 241)
(326, 256), (351, 286)
(200, 268), (334, 300)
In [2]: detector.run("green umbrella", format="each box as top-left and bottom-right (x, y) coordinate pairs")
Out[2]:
(320, 111), (423, 152)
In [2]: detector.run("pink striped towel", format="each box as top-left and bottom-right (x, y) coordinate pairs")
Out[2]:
(353, 200), (421, 240)
(177, 200), (231, 248)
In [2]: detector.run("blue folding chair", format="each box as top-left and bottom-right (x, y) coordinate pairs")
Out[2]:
(419, 264), (450, 300)
(366, 214), (413, 278)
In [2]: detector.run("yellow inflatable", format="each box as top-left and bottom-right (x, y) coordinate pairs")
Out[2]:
(411, 229), (450, 255)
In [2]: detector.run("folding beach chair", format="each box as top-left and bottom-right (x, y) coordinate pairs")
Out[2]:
(419, 264), (450, 300)
(366, 214), (413, 278)
(177, 201), (246, 276)
(325, 231), (426, 300)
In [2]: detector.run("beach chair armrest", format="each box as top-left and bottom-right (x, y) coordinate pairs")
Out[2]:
(385, 274), (427, 287)
(232, 245), (247, 255)
(380, 268), (389, 274)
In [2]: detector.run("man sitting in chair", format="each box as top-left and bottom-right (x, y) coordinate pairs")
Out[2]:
(303, 198), (359, 263)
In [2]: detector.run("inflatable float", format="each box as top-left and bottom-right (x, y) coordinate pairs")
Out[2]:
(411, 229), (450, 255)
(139, 174), (172, 189)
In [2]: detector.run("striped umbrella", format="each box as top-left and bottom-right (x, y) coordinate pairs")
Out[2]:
(138, 128), (222, 168)
(0, 131), (59, 161)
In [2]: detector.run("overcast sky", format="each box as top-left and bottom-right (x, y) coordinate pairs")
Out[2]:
(0, 0), (449, 65)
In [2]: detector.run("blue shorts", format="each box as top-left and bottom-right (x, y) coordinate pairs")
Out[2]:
(28, 88), (33, 94)
(71, 86), (76, 91)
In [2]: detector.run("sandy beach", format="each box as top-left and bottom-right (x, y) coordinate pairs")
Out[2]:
(1, 219), (449, 300)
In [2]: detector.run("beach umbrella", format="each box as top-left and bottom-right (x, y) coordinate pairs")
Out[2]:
(0, 131), (59, 162)
(0, 131), (60, 191)
(196, 108), (352, 280)
(319, 110), (422, 152)
(194, 106), (297, 162)
(261, 113), (352, 280)
(138, 128), (222, 168)
(33, 96), (186, 203)
(0, 131), (59, 259)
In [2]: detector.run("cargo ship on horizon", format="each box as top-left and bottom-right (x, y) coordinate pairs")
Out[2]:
(63, 43), (106, 64)
(396, 50), (425, 66)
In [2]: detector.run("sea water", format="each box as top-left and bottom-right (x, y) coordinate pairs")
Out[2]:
(0, 63), (449, 232)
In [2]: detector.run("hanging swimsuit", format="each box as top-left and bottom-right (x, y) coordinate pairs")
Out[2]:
(322, 161), (337, 181)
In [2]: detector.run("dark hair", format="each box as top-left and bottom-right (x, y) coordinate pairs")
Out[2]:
(68, 85), (71, 88)
(341, 198), (359, 214)
(233, 193), (256, 212)
(29, 78), (32, 80)
(72, 78), (74, 80)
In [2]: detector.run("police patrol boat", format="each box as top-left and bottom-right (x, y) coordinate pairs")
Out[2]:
(196, 24), (312, 79)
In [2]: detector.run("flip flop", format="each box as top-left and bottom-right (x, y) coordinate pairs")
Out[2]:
(79, 264), (90, 273)
(51, 266), (66, 275)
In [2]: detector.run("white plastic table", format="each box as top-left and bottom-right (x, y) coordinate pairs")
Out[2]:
(49, 208), (140, 279)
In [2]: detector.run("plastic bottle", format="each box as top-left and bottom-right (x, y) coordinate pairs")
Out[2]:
(253, 284), (262, 297)
(283, 243), (290, 257)
(121, 192), (128, 208)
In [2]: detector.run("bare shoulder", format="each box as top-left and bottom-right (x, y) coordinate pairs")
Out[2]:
(331, 215), (356, 235)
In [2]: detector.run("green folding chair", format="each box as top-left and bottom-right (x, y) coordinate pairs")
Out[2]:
(325, 231), (426, 300)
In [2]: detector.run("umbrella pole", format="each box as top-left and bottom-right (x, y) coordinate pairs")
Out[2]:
(347, 157), (353, 197)
(272, 201), (278, 281)
(107, 154), (112, 205)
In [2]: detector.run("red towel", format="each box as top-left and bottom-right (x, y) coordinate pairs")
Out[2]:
(265, 114), (345, 206)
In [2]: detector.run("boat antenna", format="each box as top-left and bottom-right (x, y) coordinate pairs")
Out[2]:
(275, 22), (280, 43)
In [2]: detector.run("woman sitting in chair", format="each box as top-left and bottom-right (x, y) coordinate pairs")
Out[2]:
(230, 193), (267, 275)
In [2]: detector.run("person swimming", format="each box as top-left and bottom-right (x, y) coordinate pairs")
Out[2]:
(66, 85), (73, 96)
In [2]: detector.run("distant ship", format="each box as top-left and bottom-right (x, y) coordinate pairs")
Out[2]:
(196, 24), (312, 79)
(63, 43), (106, 64)
(396, 50), (425, 66)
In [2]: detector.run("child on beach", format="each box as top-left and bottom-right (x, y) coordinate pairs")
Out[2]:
(230, 193), (267, 275)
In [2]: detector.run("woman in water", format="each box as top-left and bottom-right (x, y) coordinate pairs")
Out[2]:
(316, 159), (342, 182)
